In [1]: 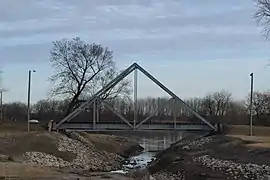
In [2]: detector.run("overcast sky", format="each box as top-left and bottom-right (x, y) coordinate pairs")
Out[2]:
(1, 0), (270, 103)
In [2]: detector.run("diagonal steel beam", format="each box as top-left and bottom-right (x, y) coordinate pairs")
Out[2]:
(135, 114), (154, 129)
(135, 64), (217, 131)
(55, 63), (136, 128)
(135, 99), (173, 129)
(96, 97), (133, 128)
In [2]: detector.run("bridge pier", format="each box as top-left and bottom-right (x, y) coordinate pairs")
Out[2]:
(93, 99), (96, 130)
(173, 100), (177, 130)
(97, 100), (100, 123)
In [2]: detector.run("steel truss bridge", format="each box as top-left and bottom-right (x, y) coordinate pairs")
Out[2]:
(53, 63), (217, 132)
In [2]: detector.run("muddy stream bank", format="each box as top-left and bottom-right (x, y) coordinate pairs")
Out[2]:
(109, 131), (203, 174)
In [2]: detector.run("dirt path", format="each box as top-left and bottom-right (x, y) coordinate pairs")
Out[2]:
(88, 173), (132, 180)
(38, 173), (131, 180)
(0, 162), (132, 180)
(229, 134), (270, 148)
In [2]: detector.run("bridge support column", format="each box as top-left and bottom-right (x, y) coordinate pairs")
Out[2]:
(93, 98), (96, 130)
(163, 136), (166, 149)
(96, 100), (100, 123)
(133, 68), (138, 131)
(173, 99), (177, 130)
(173, 113), (176, 130)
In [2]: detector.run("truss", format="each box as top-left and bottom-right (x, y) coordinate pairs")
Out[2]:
(55, 63), (216, 131)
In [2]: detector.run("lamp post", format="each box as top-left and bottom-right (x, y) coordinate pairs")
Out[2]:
(249, 72), (254, 136)
(0, 88), (8, 122)
(27, 70), (36, 131)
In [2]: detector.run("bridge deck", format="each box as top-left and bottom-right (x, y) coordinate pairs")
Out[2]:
(55, 122), (212, 131)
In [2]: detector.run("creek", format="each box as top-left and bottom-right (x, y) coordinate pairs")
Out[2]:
(110, 131), (201, 173)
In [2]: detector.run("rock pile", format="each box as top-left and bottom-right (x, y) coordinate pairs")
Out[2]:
(182, 137), (212, 151)
(23, 152), (70, 167)
(194, 155), (270, 180)
(23, 133), (124, 171)
(65, 132), (95, 149)
(0, 153), (11, 162)
(153, 171), (185, 180)
(58, 134), (123, 171)
(127, 169), (183, 180)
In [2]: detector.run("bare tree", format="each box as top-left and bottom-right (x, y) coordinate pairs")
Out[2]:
(3, 102), (27, 123)
(245, 91), (270, 117)
(213, 91), (232, 116)
(201, 91), (232, 116)
(227, 100), (246, 115)
(89, 68), (131, 101)
(254, 0), (270, 38)
(202, 94), (215, 116)
(49, 37), (130, 115)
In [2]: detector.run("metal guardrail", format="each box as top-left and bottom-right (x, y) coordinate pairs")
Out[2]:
(55, 122), (212, 131)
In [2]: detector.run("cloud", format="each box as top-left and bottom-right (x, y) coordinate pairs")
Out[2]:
(2, 0), (270, 102)
(0, 0), (268, 65)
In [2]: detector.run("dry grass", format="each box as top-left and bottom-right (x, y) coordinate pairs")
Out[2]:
(225, 125), (270, 148)
(228, 135), (270, 148)
(225, 125), (270, 136)
(0, 162), (132, 180)
(79, 132), (142, 157)
(0, 131), (76, 162)
(0, 131), (136, 180)
(81, 133), (125, 152)
(0, 162), (53, 179)
(0, 123), (47, 132)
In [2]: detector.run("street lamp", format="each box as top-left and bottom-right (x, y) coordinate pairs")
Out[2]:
(249, 72), (254, 136)
(0, 88), (8, 122)
(27, 70), (36, 131)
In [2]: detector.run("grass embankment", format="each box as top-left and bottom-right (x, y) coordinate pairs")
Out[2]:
(0, 132), (75, 162)
(0, 131), (72, 179)
(225, 124), (270, 148)
(0, 162), (54, 179)
(0, 122), (47, 132)
(144, 125), (270, 179)
(147, 135), (270, 179)
(0, 128), (142, 180)
(80, 132), (143, 157)
(225, 124), (270, 136)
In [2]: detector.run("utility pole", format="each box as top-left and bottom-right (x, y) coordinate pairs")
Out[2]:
(249, 72), (254, 136)
(27, 70), (36, 131)
(0, 88), (7, 123)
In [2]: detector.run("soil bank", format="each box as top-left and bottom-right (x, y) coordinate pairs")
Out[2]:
(0, 131), (143, 179)
(146, 134), (270, 180)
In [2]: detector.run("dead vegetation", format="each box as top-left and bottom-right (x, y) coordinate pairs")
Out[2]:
(0, 162), (53, 179)
(229, 135), (270, 148)
(0, 132), (75, 162)
(224, 125), (270, 136)
(80, 132), (143, 157)
(0, 131), (142, 180)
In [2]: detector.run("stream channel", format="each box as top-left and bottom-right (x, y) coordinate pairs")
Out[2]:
(110, 131), (201, 174)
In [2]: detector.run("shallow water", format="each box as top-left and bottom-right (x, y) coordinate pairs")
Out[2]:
(111, 131), (183, 173)
(111, 131), (204, 173)
(123, 151), (156, 169)
(112, 152), (155, 174)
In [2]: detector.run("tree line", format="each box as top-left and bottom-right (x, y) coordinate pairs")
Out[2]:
(2, 90), (270, 126)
